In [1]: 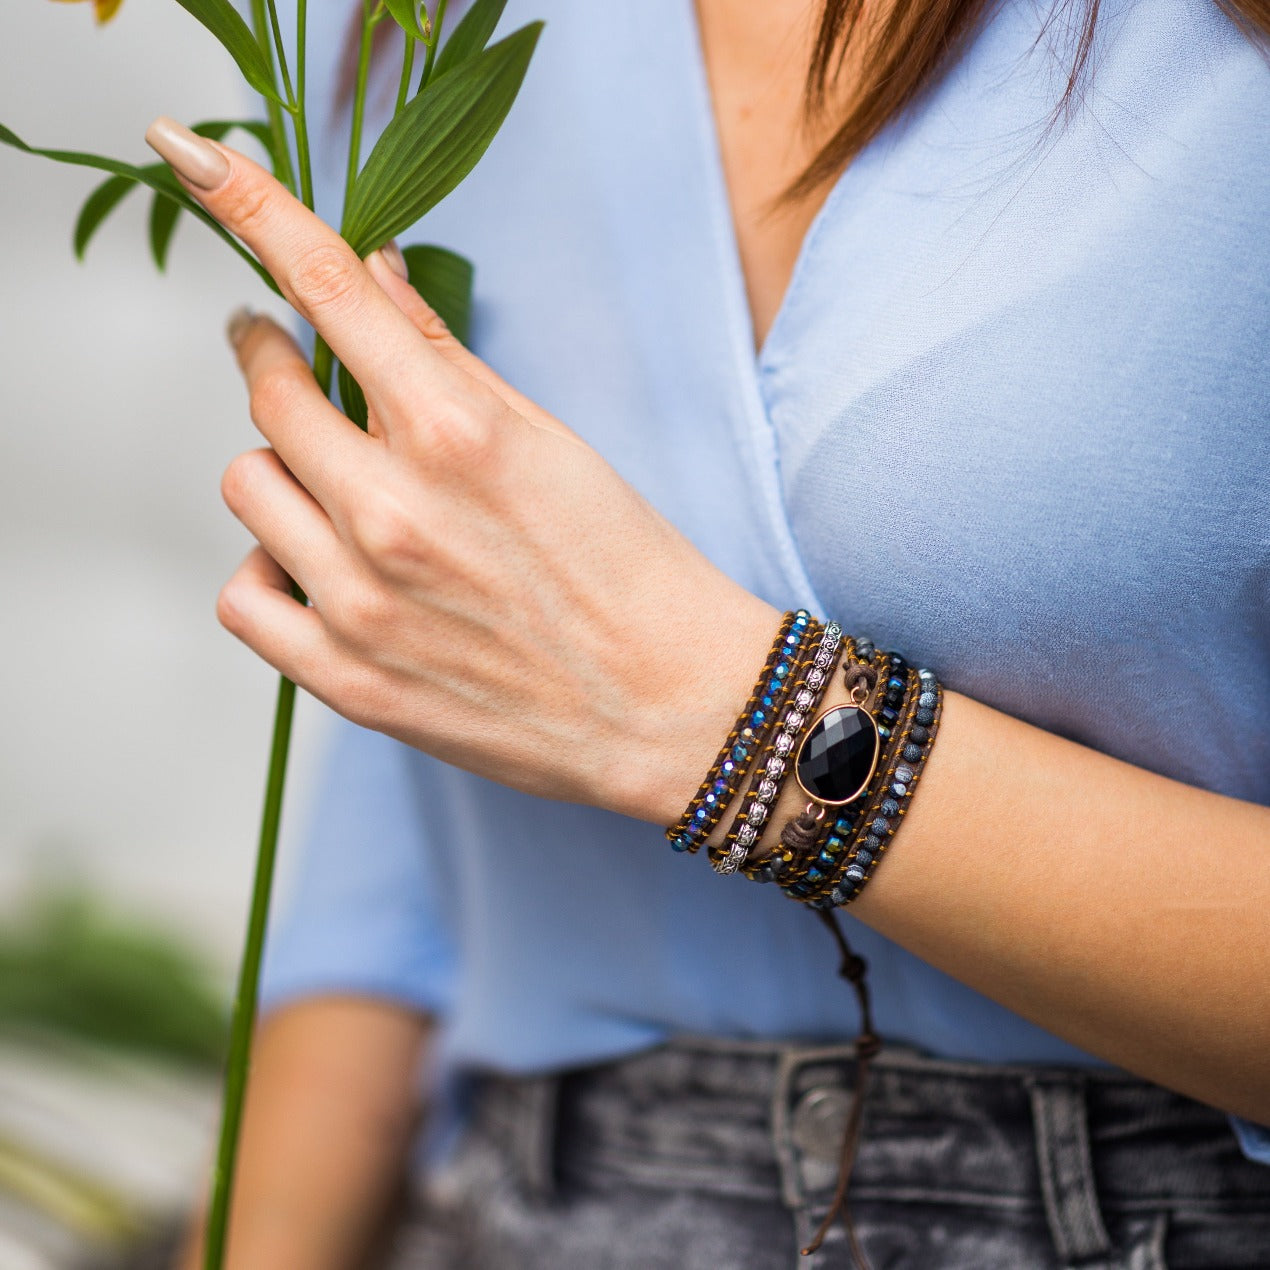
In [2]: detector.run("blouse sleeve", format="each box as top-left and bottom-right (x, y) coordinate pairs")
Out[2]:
(1229, 1115), (1270, 1167)
(258, 713), (459, 1018)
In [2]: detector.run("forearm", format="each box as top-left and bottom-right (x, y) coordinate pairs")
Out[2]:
(672, 612), (1270, 1123)
(179, 997), (431, 1270)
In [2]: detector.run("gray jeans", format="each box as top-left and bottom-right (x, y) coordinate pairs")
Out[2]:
(383, 1036), (1270, 1269)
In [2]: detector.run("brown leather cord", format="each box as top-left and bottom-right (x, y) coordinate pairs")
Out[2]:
(800, 909), (879, 1267)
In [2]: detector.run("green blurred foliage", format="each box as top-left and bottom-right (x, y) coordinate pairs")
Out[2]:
(0, 887), (228, 1067)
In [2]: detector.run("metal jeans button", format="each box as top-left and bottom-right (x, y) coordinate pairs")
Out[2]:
(791, 1085), (852, 1165)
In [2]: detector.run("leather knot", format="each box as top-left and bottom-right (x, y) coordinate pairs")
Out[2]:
(855, 1031), (882, 1061)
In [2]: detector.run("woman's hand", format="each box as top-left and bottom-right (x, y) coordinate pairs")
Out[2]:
(143, 118), (779, 824)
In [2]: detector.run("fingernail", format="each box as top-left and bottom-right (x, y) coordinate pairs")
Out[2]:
(375, 240), (410, 280)
(226, 306), (255, 349)
(144, 116), (230, 190)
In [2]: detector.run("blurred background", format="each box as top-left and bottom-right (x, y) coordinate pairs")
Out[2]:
(0, 2), (329, 1264)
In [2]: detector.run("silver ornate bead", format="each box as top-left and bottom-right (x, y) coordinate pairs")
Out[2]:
(766, 757), (786, 778)
(712, 842), (749, 875)
(786, 710), (805, 730)
(795, 689), (814, 711)
(748, 802), (768, 827)
(775, 733), (794, 754)
(737, 823), (758, 847)
(807, 669), (825, 689)
(758, 779), (778, 801)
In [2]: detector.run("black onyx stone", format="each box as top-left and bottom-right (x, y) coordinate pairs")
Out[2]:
(795, 705), (879, 804)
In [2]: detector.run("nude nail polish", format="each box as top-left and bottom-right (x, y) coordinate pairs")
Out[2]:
(374, 241), (410, 280)
(144, 116), (230, 190)
(226, 307), (255, 349)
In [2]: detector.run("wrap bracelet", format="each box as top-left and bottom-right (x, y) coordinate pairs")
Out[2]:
(710, 620), (841, 875)
(665, 609), (808, 854)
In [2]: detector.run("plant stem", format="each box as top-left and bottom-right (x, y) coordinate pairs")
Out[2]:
(344, 3), (377, 216)
(201, 672), (297, 1270)
(249, 0), (296, 193)
(417, 0), (447, 93)
(313, 335), (335, 396)
(294, 0), (315, 210)
(395, 32), (417, 116)
(263, 0), (297, 110)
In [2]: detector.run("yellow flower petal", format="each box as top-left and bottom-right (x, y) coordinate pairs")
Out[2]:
(94, 0), (124, 21)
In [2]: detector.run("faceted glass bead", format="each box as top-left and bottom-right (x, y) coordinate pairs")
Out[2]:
(794, 705), (879, 804)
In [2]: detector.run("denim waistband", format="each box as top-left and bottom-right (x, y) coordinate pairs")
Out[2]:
(465, 1034), (1270, 1227)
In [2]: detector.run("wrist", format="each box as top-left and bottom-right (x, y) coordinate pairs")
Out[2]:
(614, 592), (784, 827)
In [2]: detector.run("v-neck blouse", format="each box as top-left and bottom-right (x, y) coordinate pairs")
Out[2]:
(259, 0), (1270, 1161)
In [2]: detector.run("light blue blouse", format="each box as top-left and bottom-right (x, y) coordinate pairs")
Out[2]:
(258, 0), (1270, 1163)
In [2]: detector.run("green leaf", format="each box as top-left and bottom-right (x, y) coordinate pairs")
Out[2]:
(343, 21), (541, 256)
(148, 193), (182, 271)
(169, 0), (285, 106)
(0, 122), (280, 295)
(73, 175), (139, 260)
(338, 362), (370, 431)
(383, 0), (428, 42)
(402, 244), (474, 346)
(432, 0), (508, 80)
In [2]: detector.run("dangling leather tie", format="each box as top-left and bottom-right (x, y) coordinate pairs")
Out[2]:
(800, 909), (879, 1268)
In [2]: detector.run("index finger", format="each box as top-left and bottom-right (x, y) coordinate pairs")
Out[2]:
(144, 115), (460, 421)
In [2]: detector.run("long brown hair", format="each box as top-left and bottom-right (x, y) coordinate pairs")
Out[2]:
(784, 0), (1270, 204)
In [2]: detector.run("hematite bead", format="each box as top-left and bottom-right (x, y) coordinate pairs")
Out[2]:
(794, 705), (879, 804)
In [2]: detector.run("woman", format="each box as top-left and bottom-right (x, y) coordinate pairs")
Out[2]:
(155, 0), (1270, 1265)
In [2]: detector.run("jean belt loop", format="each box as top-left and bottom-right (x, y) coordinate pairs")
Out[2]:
(1025, 1071), (1115, 1266)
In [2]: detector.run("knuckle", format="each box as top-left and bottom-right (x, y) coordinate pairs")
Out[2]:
(351, 490), (426, 568)
(418, 399), (498, 467)
(289, 242), (363, 317)
(220, 450), (263, 509)
(328, 581), (393, 643)
(248, 360), (309, 427)
(216, 580), (247, 634)
(218, 175), (274, 237)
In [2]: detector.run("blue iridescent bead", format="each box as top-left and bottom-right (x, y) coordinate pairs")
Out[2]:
(775, 662), (789, 678)
(806, 867), (823, 882)
(795, 614), (809, 626)
(671, 836), (692, 853)
(877, 725), (891, 740)
(751, 710), (765, 726)
(762, 694), (775, 709)
(732, 743), (748, 761)
(819, 850), (836, 867)
(887, 676), (905, 692)
(694, 808), (708, 821)
(722, 760), (736, 775)
(878, 705), (900, 725)
(824, 836), (843, 853)
(835, 817), (853, 833)
(767, 678), (781, 693)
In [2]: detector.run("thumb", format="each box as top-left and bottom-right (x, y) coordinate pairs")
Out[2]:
(365, 244), (581, 445)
